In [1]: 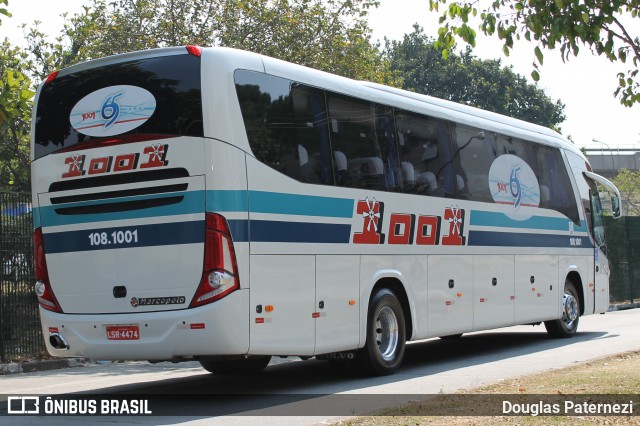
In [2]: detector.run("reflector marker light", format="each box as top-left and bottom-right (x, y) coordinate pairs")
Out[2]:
(45, 70), (59, 85)
(186, 45), (203, 57)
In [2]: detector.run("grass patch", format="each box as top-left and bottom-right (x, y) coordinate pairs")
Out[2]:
(337, 351), (640, 425)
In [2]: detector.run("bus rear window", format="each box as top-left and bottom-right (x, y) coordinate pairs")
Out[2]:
(34, 54), (203, 159)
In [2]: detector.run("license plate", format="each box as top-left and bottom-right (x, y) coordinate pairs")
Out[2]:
(106, 325), (140, 340)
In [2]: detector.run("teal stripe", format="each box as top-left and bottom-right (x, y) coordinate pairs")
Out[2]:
(39, 191), (205, 227)
(207, 190), (354, 218)
(249, 191), (354, 217)
(206, 190), (249, 212)
(33, 209), (41, 228)
(37, 190), (354, 228)
(470, 210), (586, 232)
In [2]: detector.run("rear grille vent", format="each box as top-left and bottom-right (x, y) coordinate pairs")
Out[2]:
(54, 196), (184, 215)
(50, 184), (188, 205)
(48, 168), (190, 192)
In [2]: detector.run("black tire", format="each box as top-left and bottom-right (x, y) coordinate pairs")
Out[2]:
(545, 280), (580, 338)
(199, 355), (271, 375)
(357, 288), (406, 375)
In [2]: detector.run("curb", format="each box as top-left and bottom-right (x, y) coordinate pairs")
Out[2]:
(609, 302), (640, 311)
(0, 357), (91, 375)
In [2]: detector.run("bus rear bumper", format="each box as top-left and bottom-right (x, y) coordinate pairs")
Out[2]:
(38, 290), (249, 361)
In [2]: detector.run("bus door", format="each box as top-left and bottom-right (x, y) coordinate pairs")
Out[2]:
(586, 178), (610, 312)
(584, 172), (622, 313)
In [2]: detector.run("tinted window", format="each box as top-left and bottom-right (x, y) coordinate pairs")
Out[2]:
(34, 54), (203, 159)
(374, 105), (402, 192)
(451, 125), (494, 201)
(235, 70), (333, 185)
(536, 145), (579, 223)
(234, 70), (579, 220)
(327, 94), (389, 190)
(396, 110), (454, 197)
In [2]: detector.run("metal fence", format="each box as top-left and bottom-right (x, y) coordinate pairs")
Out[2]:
(0, 192), (45, 362)
(606, 216), (640, 303)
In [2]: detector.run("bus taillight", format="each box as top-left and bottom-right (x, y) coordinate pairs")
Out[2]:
(186, 45), (202, 57)
(190, 213), (239, 308)
(44, 70), (59, 85)
(33, 228), (63, 313)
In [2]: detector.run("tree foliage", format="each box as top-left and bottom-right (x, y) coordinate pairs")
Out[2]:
(24, 0), (399, 85)
(386, 25), (566, 129)
(612, 169), (640, 215)
(0, 0), (34, 191)
(428, 0), (640, 106)
(0, 0), (10, 24)
(0, 42), (33, 191)
(4, 0), (402, 190)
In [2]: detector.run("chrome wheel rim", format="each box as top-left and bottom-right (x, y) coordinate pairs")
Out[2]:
(562, 291), (579, 328)
(375, 306), (399, 361)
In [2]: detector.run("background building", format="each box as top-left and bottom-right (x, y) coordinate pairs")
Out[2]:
(584, 147), (640, 179)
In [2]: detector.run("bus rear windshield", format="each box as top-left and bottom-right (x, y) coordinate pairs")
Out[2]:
(34, 54), (203, 159)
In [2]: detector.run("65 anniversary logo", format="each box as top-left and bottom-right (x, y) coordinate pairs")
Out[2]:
(69, 85), (157, 137)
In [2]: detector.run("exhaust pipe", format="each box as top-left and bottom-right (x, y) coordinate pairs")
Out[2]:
(49, 332), (70, 350)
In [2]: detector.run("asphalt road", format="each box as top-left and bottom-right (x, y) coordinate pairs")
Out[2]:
(2, 308), (639, 425)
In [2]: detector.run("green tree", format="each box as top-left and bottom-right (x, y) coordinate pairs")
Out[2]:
(0, 0), (10, 24)
(386, 25), (566, 129)
(0, 41), (34, 191)
(612, 169), (640, 215)
(428, 0), (640, 106)
(10, 0), (400, 189)
(0, 0), (34, 191)
(25, 0), (399, 85)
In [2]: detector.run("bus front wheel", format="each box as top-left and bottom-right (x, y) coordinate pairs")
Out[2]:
(358, 288), (406, 375)
(545, 280), (580, 338)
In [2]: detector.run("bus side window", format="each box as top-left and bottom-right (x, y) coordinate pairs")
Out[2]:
(451, 125), (494, 202)
(234, 71), (334, 185)
(374, 104), (402, 192)
(327, 94), (386, 190)
(395, 110), (453, 197)
(536, 145), (580, 224)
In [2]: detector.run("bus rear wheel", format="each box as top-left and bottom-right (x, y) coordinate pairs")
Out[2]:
(199, 355), (272, 375)
(545, 280), (580, 338)
(357, 288), (406, 375)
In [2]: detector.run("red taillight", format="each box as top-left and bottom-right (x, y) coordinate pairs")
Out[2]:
(186, 45), (202, 57)
(44, 70), (59, 85)
(33, 228), (63, 313)
(189, 213), (239, 308)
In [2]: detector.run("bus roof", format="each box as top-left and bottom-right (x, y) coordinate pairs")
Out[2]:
(45, 45), (584, 159)
(253, 48), (579, 156)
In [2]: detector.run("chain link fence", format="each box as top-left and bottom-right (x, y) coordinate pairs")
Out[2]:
(1, 192), (45, 362)
(606, 216), (640, 303)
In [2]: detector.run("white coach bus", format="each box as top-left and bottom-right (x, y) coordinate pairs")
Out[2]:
(31, 46), (621, 375)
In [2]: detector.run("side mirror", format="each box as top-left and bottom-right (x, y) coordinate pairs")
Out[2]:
(611, 196), (621, 219)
